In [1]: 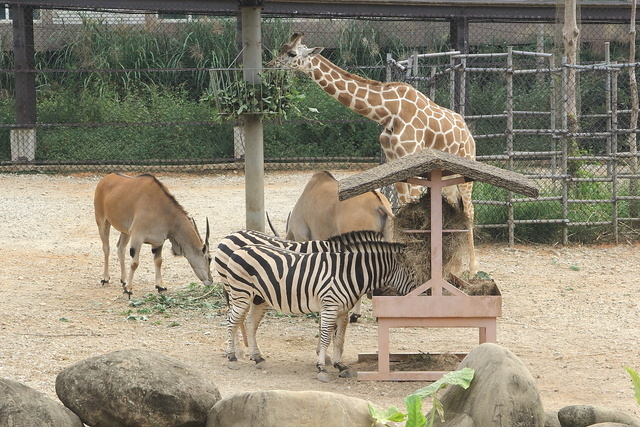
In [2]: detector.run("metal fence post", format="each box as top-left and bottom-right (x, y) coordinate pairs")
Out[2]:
(506, 47), (515, 247)
(561, 56), (569, 245)
(611, 65), (620, 243)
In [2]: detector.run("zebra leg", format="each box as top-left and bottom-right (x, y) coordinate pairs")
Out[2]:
(349, 298), (362, 323)
(315, 321), (333, 366)
(332, 313), (352, 378)
(226, 301), (250, 370)
(316, 306), (338, 383)
(245, 302), (269, 368)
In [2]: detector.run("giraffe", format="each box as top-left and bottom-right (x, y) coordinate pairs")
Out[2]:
(271, 33), (479, 276)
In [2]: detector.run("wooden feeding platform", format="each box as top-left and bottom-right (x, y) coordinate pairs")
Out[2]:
(338, 148), (539, 381)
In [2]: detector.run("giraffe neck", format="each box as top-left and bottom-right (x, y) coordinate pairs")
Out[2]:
(304, 55), (390, 124)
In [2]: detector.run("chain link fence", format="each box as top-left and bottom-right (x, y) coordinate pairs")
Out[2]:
(1, 5), (639, 243)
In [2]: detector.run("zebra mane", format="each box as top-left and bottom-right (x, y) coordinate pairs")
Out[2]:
(327, 230), (405, 252)
(327, 230), (385, 245)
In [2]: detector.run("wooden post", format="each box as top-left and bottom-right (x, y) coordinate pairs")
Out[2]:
(11, 4), (36, 162)
(12, 4), (35, 126)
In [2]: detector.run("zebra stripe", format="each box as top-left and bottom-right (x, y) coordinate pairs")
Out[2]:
(214, 229), (385, 287)
(224, 234), (414, 381)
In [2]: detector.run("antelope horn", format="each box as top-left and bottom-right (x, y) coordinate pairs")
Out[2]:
(205, 217), (210, 245)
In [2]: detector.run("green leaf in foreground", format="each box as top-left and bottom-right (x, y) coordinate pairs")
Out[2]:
(408, 367), (475, 427)
(404, 394), (427, 427)
(409, 367), (475, 400)
(626, 366), (640, 406)
(368, 403), (406, 425)
(368, 368), (475, 427)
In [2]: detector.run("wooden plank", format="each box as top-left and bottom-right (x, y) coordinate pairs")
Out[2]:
(357, 352), (467, 363)
(338, 148), (539, 200)
(372, 295), (502, 318)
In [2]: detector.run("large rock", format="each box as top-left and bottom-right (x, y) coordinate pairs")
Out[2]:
(557, 405), (640, 427)
(206, 390), (376, 427)
(0, 377), (82, 426)
(56, 349), (221, 427)
(430, 343), (546, 427)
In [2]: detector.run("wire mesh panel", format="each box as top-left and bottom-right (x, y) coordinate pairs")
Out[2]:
(0, 4), (639, 242)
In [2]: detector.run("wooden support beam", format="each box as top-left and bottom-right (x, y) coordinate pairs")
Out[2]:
(12, 4), (36, 126)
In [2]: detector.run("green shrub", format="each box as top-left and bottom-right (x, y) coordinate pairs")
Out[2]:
(34, 85), (232, 162)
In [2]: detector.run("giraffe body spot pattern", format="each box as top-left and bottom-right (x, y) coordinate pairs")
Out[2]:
(273, 33), (479, 277)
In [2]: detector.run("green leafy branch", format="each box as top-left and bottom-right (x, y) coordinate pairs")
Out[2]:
(369, 367), (475, 427)
(202, 68), (305, 123)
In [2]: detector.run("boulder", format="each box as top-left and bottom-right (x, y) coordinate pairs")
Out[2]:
(55, 349), (221, 427)
(430, 342), (546, 427)
(0, 377), (82, 426)
(206, 390), (376, 427)
(557, 405), (640, 427)
(545, 411), (562, 427)
(589, 424), (639, 427)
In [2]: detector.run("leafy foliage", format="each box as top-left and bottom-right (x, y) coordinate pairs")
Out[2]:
(122, 283), (225, 325)
(202, 68), (305, 122)
(368, 367), (474, 427)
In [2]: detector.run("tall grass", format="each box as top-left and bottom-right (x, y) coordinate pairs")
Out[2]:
(35, 17), (238, 99)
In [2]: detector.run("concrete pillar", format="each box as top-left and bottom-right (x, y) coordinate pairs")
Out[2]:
(240, 4), (264, 232)
(10, 128), (36, 162)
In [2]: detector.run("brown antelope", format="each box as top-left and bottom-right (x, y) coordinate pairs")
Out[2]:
(94, 173), (213, 297)
(285, 171), (394, 242)
(285, 171), (395, 322)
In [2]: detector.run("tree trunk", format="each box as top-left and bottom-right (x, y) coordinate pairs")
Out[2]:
(563, 0), (581, 175)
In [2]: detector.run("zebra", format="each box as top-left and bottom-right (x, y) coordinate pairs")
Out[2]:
(214, 229), (386, 322)
(224, 233), (415, 382)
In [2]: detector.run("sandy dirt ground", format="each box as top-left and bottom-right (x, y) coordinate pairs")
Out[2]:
(0, 170), (639, 419)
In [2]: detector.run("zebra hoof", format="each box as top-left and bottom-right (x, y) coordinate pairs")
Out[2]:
(349, 313), (361, 323)
(338, 368), (353, 378)
(317, 371), (331, 383)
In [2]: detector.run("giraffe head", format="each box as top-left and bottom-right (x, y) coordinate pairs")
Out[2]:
(269, 33), (324, 71)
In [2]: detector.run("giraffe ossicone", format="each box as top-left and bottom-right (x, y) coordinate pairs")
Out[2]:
(272, 33), (479, 277)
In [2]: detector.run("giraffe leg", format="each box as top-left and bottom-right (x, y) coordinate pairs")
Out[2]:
(459, 182), (479, 277)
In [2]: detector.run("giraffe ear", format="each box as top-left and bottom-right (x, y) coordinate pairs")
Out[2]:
(290, 33), (304, 43)
(309, 47), (324, 57)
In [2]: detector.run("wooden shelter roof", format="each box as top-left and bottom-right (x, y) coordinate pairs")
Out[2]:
(338, 148), (540, 200)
